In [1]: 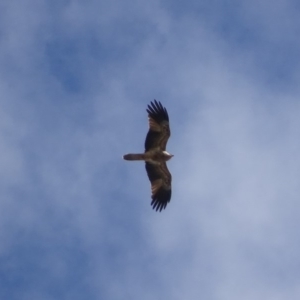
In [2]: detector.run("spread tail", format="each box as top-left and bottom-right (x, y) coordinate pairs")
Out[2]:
(123, 153), (146, 161)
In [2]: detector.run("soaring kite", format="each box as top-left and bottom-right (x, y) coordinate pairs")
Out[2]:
(123, 100), (173, 212)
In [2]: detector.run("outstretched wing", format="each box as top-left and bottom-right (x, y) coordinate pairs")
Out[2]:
(145, 100), (170, 151)
(145, 162), (172, 212)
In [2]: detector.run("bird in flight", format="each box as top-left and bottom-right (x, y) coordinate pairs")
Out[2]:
(123, 100), (173, 212)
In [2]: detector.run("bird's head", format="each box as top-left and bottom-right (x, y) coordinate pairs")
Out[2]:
(163, 151), (174, 161)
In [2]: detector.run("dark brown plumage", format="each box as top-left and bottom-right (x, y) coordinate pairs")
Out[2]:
(123, 100), (173, 212)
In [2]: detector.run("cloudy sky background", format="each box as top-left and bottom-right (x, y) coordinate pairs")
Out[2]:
(1, 0), (300, 299)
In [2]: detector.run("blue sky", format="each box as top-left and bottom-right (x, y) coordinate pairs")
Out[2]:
(1, 0), (300, 299)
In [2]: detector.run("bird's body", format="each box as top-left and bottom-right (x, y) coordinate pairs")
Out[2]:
(123, 150), (173, 164)
(123, 100), (173, 212)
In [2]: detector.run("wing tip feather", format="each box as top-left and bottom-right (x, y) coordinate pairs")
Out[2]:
(150, 188), (171, 212)
(146, 100), (169, 122)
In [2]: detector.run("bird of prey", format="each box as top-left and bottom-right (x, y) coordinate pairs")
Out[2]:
(123, 100), (173, 212)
